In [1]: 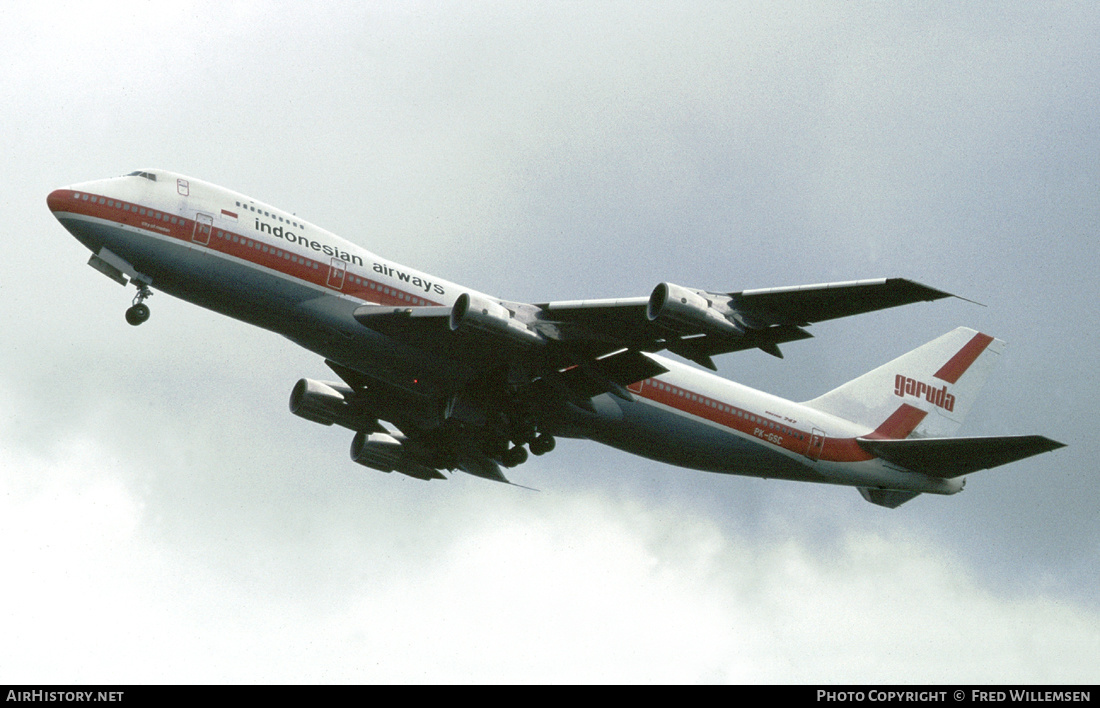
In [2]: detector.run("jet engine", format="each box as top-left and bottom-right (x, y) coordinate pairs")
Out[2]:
(647, 282), (747, 338)
(449, 292), (545, 347)
(350, 430), (444, 480)
(289, 378), (376, 431)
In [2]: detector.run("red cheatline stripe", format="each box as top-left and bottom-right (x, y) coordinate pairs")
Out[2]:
(934, 332), (995, 383)
(53, 190), (442, 308)
(868, 403), (927, 440)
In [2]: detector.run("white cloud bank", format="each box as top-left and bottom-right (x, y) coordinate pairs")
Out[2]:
(2, 432), (1096, 684)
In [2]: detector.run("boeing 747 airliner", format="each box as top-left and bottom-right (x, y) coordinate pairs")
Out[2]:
(47, 169), (1063, 507)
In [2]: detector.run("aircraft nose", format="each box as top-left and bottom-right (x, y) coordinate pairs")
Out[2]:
(47, 188), (70, 214)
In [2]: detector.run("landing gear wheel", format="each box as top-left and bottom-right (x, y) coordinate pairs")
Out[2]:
(501, 445), (529, 468)
(530, 434), (556, 456)
(125, 303), (150, 326)
(126, 282), (153, 326)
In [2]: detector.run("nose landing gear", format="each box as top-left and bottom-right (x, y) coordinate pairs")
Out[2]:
(125, 283), (152, 326)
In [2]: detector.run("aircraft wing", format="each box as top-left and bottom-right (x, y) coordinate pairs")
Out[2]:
(354, 278), (954, 373)
(536, 277), (953, 368)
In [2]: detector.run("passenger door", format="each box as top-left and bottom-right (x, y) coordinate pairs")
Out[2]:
(806, 428), (826, 461)
(192, 213), (213, 245)
(328, 257), (347, 290)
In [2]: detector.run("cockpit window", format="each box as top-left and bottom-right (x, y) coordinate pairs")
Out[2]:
(126, 171), (158, 182)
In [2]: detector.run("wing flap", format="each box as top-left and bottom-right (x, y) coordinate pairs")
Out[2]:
(352, 304), (452, 341)
(856, 435), (1066, 478)
(663, 323), (814, 366)
(553, 348), (669, 400)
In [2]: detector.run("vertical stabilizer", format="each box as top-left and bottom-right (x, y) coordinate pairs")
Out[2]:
(804, 327), (1004, 438)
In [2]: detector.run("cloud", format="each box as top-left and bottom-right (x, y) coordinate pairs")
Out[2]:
(2, 427), (1097, 683)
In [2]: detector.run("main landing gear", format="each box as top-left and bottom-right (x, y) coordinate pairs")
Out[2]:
(125, 283), (152, 326)
(499, 432), (556, 469)
(529, 433), (556, 456)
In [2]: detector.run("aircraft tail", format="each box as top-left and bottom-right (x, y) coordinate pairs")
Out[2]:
(805, 328), (1065, 508)
(804, 327), (1004, 439)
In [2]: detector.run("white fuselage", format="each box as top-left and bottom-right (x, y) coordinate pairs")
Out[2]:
(48, 170), (961, 496)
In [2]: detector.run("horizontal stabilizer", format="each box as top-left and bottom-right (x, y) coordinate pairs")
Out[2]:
(856, 435), (1066, 478)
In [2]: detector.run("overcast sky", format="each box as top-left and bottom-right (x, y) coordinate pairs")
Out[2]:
(2, 1), (1098, 683)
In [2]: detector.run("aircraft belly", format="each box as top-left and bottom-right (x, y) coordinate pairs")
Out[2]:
(812, 459), (963, 494)
(576, 395), (819, 482)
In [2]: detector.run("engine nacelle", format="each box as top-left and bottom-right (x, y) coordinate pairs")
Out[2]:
(647, 282), (746, 338)
(349, 430), (403, 470)
(289, 378), (375, 431)
(449, 292), (545, 347)
(350, 431), (443, 480)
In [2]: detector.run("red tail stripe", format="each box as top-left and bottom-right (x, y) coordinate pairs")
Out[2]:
(934, 332), (994, 384)
(868, 404), (928, 440)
